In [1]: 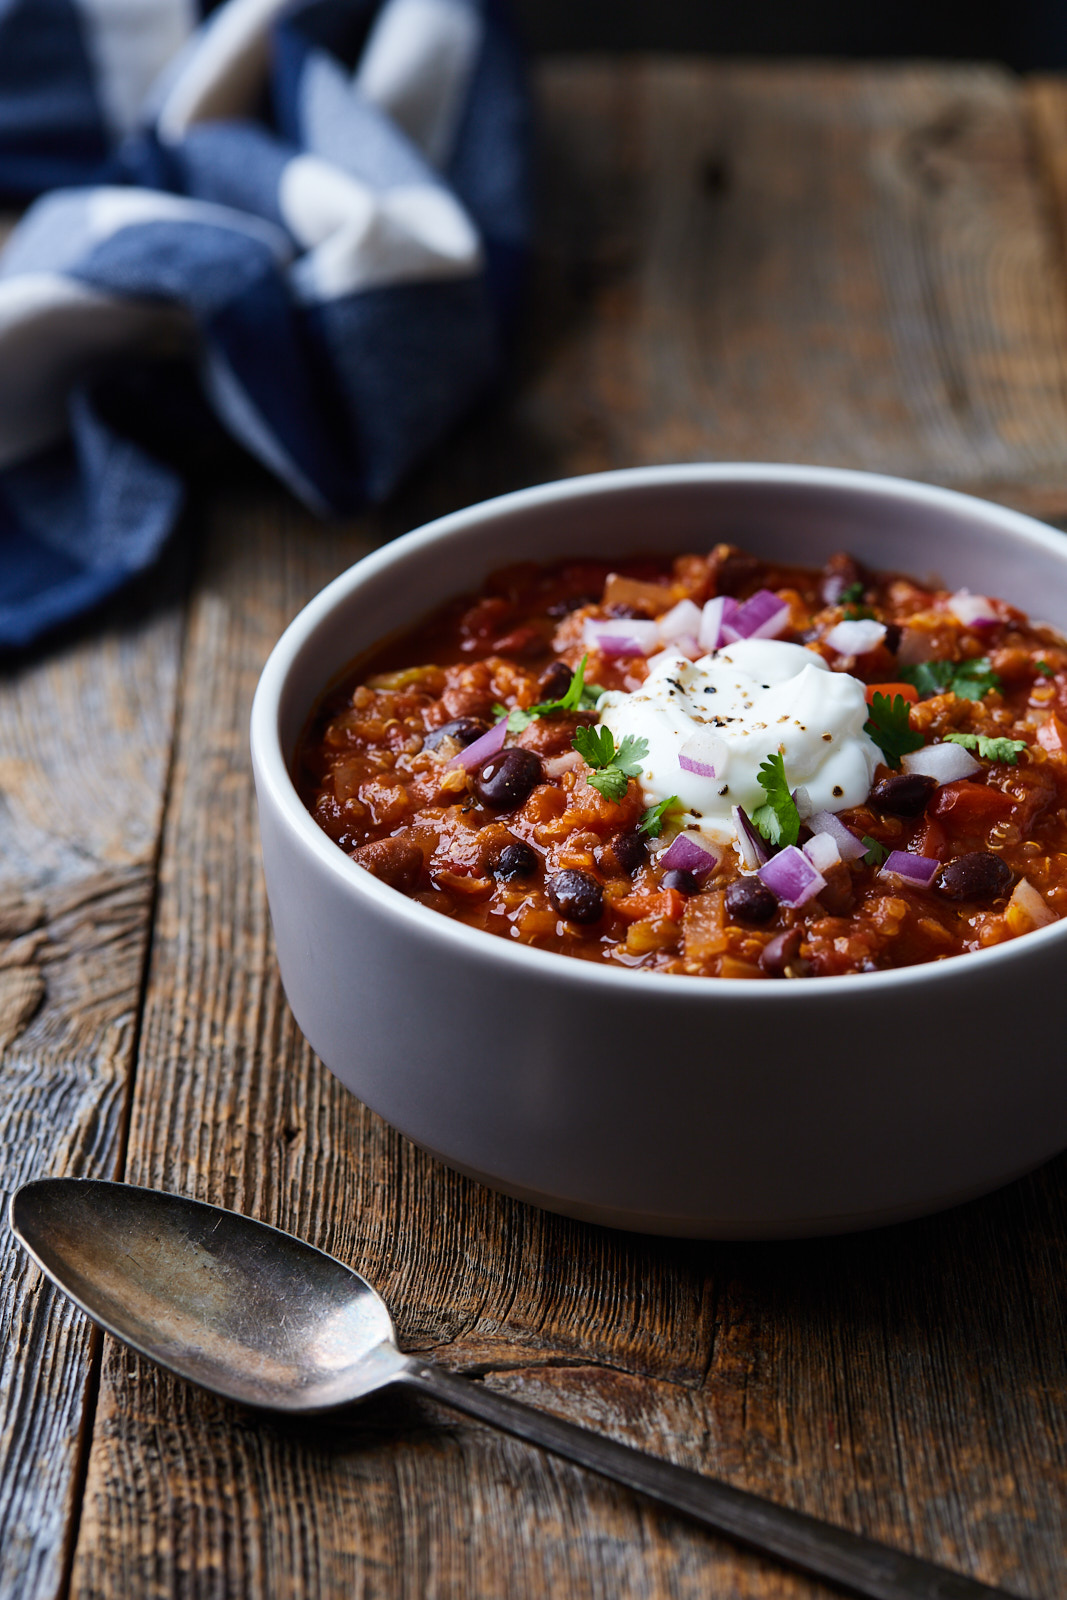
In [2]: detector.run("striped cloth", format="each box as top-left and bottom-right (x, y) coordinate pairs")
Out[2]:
(0, 0), (529, 646)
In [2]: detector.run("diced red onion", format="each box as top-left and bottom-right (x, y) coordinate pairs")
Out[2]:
(824, 619), (887, 655)
(1008, 877), (1055, 930)
(659, 833), (720, 878)
(582, 617), (662, 656)
(732, 805), (768, 868)
(878, 850), (939, 888)
(793, 785), (813, 821)
(902, 742), (982, 783)
(758, 844), (827, 907)
(657, 598), (703, 643)
(699, 595), (736, 652)
(678, 730), (727, 779)
(446, 716), (507, 771)
(948, 590), (999, 628)
(673, 633), (701, 659)
(722, 589), (790, 643)
(803, 831), (841, 873)
(808, 809), (867, 861)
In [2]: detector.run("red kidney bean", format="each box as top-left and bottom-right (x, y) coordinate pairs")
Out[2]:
(759, 926), (803, 977)
(537, 660), (574, 700)
(472, 748), (544, 810)
(870, 773), (938, 816)
(935, 852), (1014, 901)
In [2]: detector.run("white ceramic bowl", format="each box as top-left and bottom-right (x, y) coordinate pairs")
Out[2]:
(251, 465), (1067, 1238)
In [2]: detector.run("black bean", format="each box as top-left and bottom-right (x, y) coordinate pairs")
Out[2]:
(883, 622), (902, 655)
(726, 877), (778, 924)
(935, 852), (1014, 902)
(612, 829), (647, 876)
(661, 868), (700, 895)
(491, 840), (538, 881)
(424, 716), (490, 751)
(548, 869), (604, 924)
(759, 926), (804, 977)
(471, 747), (544, 810)
(870, 773), (938, 817)
(537, 660), (574, 701)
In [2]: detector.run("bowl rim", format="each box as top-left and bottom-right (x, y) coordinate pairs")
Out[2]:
(251, 461), (1067, 999)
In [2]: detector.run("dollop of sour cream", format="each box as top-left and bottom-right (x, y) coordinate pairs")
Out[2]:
(597, 639), (881, 848)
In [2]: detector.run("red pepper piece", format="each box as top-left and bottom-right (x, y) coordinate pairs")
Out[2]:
(929, 779), (1013, 825)
(917, 817), (950, 860)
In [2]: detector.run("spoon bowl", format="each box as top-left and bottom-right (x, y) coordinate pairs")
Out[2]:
(11, 1178), (406, 1410)
(9, 1177), (1011, 1600)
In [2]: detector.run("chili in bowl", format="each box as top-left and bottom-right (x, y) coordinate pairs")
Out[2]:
(295, 545), (1067, 980)
(251, 465), (1067, 1237)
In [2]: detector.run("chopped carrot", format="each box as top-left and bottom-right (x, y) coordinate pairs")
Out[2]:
(613, 888), (687, 923)
(864, 682), (918, 705)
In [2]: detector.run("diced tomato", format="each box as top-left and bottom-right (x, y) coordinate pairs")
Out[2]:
(930, 780), (1014, 825)
(865, 682), (918, 705)
(613, 888), (687, 924)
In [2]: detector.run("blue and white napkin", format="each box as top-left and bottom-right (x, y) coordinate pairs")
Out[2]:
(0, 0), (530, 646)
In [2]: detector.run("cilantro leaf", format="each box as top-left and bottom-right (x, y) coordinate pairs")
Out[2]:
(951, 658), (1002, 700)
(499, 654), (603, 733)
(864, 692), (924, 769)
(613, 734), (647, 777)
(1035, 659), (1054, 678)
(639, 795), (681, 837)
(898, 660), (953, 698)
(588, 768), (629, 801)
(572, 724), (615, 768)
(944, 732), (1028, 764)
(572, 725), (649, 802)
(837, 581), (875, 620)
(899, 656), (1001, 702)
(556, 654), (603, 713)
(862, 835), (888, 865)
(750, 752), (801, 848)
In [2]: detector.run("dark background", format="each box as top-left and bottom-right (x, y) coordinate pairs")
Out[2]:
(511, 0), (1067, 70)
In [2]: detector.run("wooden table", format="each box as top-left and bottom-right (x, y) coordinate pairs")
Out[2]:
(4, 59), (1067, 1600)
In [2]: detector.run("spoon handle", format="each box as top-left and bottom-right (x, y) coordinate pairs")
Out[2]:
(401, 1362), (1013, 1600)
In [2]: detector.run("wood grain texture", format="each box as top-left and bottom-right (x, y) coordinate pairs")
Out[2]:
(7, 56), (1067, 1600)
(429, 60), (1067, 515)
(0, 573), (187, 1600)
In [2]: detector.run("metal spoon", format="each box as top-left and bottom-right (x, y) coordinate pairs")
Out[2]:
(10, 1179), (1013, 1600)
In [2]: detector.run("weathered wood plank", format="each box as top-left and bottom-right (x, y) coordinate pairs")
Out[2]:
(402, 60), (1067, 521)
(0, 564), (188, 1600)
(66, 60), (1067, 1600)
